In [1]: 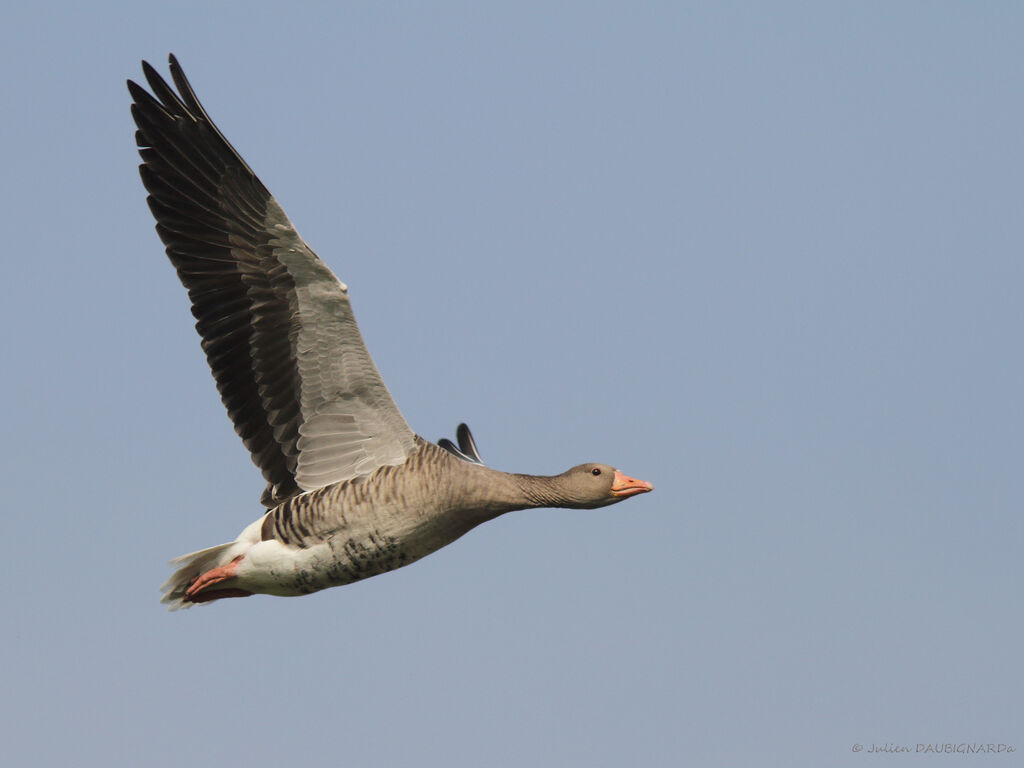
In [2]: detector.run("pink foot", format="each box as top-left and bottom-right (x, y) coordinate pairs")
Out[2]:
(189, 587), (252, 603)
(185, 555), (244, 599)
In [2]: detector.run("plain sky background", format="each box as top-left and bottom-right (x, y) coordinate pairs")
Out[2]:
(2, 3), (1021, 766)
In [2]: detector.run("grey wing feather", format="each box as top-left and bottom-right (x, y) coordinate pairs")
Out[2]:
(130, 55), (417, 506)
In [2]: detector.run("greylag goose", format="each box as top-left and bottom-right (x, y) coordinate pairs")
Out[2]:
(128, 56), (653, 610)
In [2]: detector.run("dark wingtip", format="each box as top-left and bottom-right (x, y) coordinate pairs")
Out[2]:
(141, 59), (160, 82)
(126, 79), (147, 101)
(456, 423), (483, 464)
(168, 53), (184, 80)
(438, 424), (485, 465)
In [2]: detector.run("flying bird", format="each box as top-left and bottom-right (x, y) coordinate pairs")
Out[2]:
(128, 55), (653, 609)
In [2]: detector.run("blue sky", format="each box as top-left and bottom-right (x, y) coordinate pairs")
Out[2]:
(2, 3), (1021, 766)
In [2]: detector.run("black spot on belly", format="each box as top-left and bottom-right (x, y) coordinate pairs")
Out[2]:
(294, 569), (320, 594)
(321, 530), (412, 586)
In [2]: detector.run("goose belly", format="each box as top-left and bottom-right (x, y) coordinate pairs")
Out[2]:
(236, 514), (473, 596)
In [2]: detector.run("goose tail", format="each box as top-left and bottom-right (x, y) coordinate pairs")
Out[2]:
(160, 518), (264, 610)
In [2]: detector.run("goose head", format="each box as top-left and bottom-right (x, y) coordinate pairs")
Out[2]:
(552, 463), (654, 509)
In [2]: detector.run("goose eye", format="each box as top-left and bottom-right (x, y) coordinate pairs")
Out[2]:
(591, 468), (601, 476)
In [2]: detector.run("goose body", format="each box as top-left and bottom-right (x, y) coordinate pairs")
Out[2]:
(129, 56), (653, 610)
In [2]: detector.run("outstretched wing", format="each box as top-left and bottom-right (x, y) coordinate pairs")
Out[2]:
(130, 55), (417, 506)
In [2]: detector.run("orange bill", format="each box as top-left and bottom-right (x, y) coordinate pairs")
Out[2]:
(610, 471), (654, 498)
